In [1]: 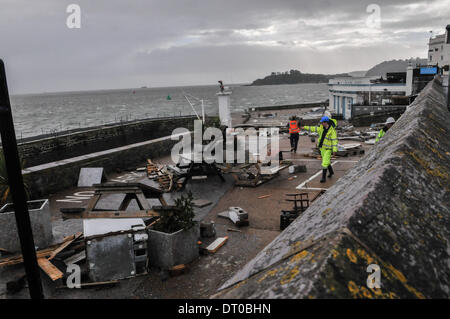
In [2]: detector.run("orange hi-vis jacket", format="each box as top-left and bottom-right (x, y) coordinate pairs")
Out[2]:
(289, 120), (300, 134)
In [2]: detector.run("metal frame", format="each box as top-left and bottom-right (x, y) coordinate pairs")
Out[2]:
(0, 60), (44, 298)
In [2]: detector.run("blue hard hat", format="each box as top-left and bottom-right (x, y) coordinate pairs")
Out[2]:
(320, 116), (330, 123)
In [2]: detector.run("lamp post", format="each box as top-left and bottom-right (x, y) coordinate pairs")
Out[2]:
(0, 60), (44, 299)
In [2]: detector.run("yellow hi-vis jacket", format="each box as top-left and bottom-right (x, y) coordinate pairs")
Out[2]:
(303, 125), (338, 152)
(375, 128), (386, 143)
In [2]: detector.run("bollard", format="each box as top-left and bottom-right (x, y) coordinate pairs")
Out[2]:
(0, 60), (44, 299)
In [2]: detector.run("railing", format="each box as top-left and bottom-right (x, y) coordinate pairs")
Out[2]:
(12, 110), (212, 143)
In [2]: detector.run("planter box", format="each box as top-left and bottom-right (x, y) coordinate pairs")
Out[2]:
(147, 223), (200, 269)
(0, 199), (53, 252)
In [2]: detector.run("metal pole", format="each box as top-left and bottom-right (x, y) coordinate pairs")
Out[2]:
(201, 99), (205, 124)
(447, 71), (450, 111)
(0, 60), (44, 299)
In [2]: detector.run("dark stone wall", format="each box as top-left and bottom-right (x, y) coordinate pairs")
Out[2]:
(23, 133), (190, 199)
(251, 101), (327, 112)
(13, 116), (210, 168)
(213, 77), (450, 299)
(351, 110), (405, 127)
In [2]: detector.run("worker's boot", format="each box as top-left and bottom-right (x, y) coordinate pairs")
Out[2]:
(320, 169), (327, 183)
(328, 165), (334, 178)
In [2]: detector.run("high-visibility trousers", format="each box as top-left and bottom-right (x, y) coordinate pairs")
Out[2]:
(320, 148), (332, 168)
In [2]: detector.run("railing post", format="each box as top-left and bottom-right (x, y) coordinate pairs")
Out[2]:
(0, 60), (44, 299)
(447, 72), (450, 111)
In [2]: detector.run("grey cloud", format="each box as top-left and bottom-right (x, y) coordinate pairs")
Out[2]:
(0, 0), (446, 93)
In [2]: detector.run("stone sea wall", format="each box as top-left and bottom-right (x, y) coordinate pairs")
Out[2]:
(12, 116), (209, 168)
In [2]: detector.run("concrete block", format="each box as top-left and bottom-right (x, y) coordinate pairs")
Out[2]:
(0, 199), (53, 252)
(229, 207), (249, 220)
(288, 165), (307, 174)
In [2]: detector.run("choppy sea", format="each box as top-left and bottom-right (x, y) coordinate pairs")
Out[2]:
(9, 83), (328, 139)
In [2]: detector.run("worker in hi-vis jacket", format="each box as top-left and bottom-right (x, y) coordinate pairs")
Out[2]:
(375, 117), (395, 143)
(301, 116), (338, 183)
(287, 116), (300, 153)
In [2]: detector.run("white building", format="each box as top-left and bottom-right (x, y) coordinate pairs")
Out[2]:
(428, 25), (450, 68)
(328, 67), (413, 120)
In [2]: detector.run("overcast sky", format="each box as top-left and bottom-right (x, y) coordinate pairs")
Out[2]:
(1, 0), (449, 94)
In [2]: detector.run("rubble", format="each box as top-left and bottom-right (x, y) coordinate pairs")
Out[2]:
(280, 193), (310, 230)
(218, 207), (250, 227)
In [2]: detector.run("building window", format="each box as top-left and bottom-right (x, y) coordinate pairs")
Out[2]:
(429, 55), (432, 61)
(442, 56), (444, 60)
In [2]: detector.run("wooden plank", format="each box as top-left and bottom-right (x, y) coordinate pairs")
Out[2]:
(118, 193), (133, 211)
(0, 248), (53, 267)
(86, 194), (101, 211)
(169, 264), (187, 277)
(48, 232), (82, 261)
(0, 237), (72, 267)
(0, 235), (83, 267)
(64, 251), (86, 265)
(145, 218), (161, 229)
(86, 210), (160, 218)
(135, 192), (152, 210)
(206, 236), (229, 253)
(38, 258), (64, 281)
(63, 210), (161, 219)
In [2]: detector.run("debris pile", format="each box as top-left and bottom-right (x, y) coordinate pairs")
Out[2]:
(280, 193), (309, 230)
(337, 124), (382, 144)
(218, 207), (250, 228)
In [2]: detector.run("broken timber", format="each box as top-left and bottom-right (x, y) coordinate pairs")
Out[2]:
(37, 258), (64, 281)
(207, 236), (229, 254)
(0, 234), (84, 268)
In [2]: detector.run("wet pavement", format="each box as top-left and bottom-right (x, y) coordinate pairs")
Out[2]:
(0, 114), (372, 299)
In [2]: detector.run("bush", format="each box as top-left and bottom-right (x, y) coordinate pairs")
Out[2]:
(153, 192), (195, 234)
(0, 151), (30, 206)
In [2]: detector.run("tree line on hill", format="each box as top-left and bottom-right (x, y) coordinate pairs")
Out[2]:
(251, 69), (350, 85)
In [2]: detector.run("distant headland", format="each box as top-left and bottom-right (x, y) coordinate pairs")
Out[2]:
(250, 69), (350, 86)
